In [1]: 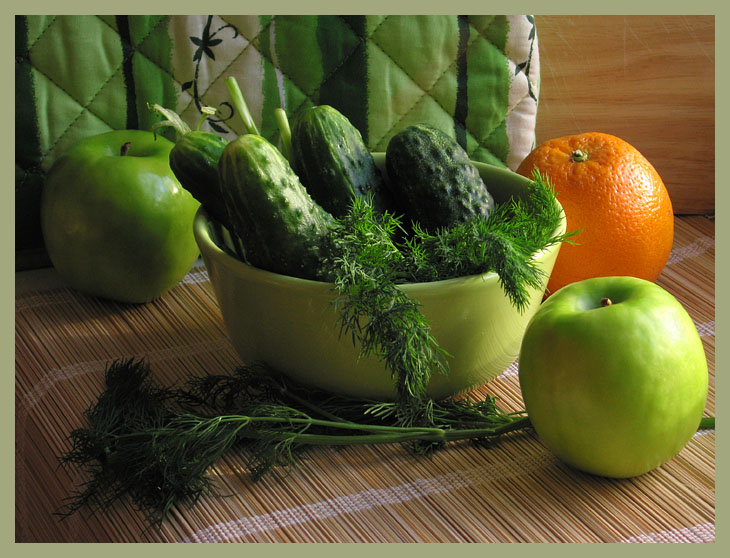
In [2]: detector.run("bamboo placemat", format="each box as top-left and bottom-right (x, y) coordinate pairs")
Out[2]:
(15, 215), (715, 543)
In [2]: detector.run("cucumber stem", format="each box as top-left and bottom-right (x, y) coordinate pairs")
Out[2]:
(148, 103), (192, 139)
(196, 106), (218, 131)
(225, 76), (260, 136)
(274, 108), (293, 161)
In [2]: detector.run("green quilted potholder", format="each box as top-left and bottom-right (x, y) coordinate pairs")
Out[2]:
(16, 15), (539, 270)
(16, 15), (179, 268)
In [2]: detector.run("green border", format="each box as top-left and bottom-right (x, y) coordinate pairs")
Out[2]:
(6, 2), (724, 553)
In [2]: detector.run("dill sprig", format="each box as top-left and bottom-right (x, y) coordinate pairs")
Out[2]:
(400, 170), (575, 311)
(57, 359), (217, 528)
(322, 170), (575, 430)
(325, 199), (449, 431)
(58, 359), (530, 528)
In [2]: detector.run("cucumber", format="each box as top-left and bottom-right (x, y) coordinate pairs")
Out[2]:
(290, 105), (391, 217)
(149, 103), (231, 228)
(218, 134), (335, 280)
(384, 124), (495, 230)
(169, 131), (230, 227)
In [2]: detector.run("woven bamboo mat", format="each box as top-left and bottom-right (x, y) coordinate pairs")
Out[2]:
(15, 215), (715, 543)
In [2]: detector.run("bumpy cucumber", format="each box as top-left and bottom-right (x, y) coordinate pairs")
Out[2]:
(169, 131), (230, 227)
(218, 134), (335, 280)
(290, 105), (390, 217)
(385, 124), (495, 230)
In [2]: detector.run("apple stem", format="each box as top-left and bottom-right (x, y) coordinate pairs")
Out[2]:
(120, 142), (131, 156)
(601, 297), (613, 307)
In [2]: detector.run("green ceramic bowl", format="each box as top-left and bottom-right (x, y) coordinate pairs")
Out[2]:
(194, 154), (565, 400)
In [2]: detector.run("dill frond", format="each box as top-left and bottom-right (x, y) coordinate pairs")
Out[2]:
(322, 173), (576, 426)
(399, 170), (577, 311)
(325, 197), (450, 428)
(58, 359), (532, 527)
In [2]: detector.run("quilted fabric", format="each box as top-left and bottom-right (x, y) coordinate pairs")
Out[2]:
(169, 15), (539, 166)
(16, 15), (178, 267)
(15, 14), (540, 269)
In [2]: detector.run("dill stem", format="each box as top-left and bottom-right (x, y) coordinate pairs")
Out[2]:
(440, 416), (532, 440)
(278, 386), (354, 423)
(191, 413), (446, 435)
(171, 412), (531, 447)
(241, 415), (530, 446)
(245, 430), (438, 446)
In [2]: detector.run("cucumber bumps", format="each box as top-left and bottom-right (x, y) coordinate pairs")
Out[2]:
(219, 134), (334, 281)
(385, 124), (495, 231)
(169, 131), (230, 228)
(290, 105), (391, 217)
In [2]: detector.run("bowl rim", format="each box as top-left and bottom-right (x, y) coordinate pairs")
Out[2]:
(193, 157), (566, 293)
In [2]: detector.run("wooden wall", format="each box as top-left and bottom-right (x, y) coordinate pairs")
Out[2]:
(534, 15), (714, 215)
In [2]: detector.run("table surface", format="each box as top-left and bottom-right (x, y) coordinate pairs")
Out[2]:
(15, 215), (715, 543)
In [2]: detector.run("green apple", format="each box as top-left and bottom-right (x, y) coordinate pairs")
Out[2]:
(518, 276), (708, 478)
(41, 130), (200, 304)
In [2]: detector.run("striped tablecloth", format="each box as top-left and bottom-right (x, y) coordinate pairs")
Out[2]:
(15, 215), (715, 543)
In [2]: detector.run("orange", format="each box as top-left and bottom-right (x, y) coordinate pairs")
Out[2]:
(516, 132), (674, 295)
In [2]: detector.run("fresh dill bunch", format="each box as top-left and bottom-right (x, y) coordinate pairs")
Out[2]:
(320, 171), (574, 429)
(400, 170), (575, 312)
(57, 358), (219, 528)
(58, 359), (533, 528)
(324, 197), (450, 429)
(318, 173), (576, 431)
